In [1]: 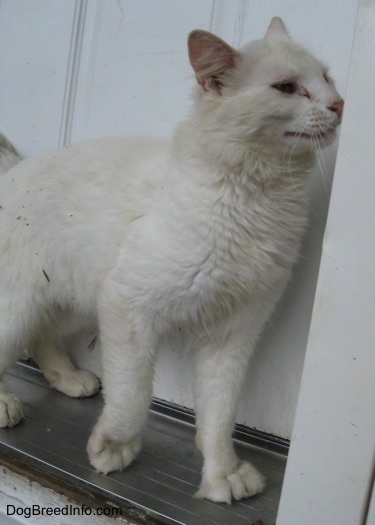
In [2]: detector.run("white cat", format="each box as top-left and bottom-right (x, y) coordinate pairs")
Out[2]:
(0, 17), (342, 503)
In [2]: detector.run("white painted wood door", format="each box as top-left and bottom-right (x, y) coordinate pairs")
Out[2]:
(0, 0), (79, 151)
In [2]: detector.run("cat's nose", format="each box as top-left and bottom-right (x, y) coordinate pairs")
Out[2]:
(328, 99), (344, 119)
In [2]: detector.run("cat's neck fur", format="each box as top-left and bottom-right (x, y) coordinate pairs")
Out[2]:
(168, 105), (313, 280)
(173, 93), (315, 194)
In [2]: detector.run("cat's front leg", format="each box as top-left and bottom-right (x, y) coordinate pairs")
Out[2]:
(87, 332), (155, 474)
(87, 285), (156, 474)
(192, 320), (265, 503)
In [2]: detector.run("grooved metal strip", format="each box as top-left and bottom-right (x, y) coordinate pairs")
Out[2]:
(0, 365), (286, 525)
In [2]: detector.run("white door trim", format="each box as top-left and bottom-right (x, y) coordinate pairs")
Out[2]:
(276, 1), (375, 523)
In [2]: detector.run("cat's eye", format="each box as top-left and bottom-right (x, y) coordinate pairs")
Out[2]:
(323, 72), (330, 84)
(272, 82), (296, 95)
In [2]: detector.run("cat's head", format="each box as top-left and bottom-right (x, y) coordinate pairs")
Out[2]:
(187, 17), (343, 160)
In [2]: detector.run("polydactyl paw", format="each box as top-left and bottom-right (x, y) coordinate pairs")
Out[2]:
(87, 423), (141, 474)
(195, 461), (265, 504)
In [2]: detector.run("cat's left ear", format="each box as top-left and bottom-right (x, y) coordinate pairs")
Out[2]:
(264, 17), (290, 42)
(188, 30), (240, 94)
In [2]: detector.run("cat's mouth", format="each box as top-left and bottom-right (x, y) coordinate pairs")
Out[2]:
(284, 129), (335, 141)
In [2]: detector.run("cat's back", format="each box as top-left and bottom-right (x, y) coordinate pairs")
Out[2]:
(0, 135), (169, 232)
(0, 136), (170, 303)
(1, 136), (168, 192)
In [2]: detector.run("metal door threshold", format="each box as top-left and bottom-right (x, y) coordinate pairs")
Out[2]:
(0, 364), (287, 525)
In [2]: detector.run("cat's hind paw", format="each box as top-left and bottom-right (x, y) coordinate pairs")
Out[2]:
(0, 392), (23, 427)
(51, 369), (100, 398)
(87, 425), (141, 474)
(195, 461), (265, 504)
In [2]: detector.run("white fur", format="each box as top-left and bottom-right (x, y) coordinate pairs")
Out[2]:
(0, 18), (342, 503)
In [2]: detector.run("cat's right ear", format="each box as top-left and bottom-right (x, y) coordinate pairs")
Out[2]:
(264, 17), (290, 42)
(188, 30), (239, 94)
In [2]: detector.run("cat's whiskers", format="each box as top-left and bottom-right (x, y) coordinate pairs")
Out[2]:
(311, 123), (337, 196)
(281, 111), (338, 197)
(283, 120), (309, 168)
(311, 133), (329, 196)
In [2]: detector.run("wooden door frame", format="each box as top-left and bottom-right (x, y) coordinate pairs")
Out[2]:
(277, 1), (375, 522)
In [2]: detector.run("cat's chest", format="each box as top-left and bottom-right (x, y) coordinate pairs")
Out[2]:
(122, 181), (308, 320)
(154, 185), (307, 302)
(194, 206), (304, 295)
(201, 184), (305, 261)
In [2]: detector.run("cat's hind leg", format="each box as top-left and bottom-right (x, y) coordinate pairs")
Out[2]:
(30, 335), (100, 398)
(0, 382), (23, 427)
(192, 315), (265, 503)
(0, 339), (24, 427)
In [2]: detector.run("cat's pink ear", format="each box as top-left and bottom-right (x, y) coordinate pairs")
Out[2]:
(188, 30), (239, 94)
(264, 17), (290, 42)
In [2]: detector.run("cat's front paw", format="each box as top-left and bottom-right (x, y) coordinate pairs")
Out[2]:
(0, 392), (23, 427)
(87, 424), (141, 474)
(195, 461), (265, 504)
(52, 369), (100, 398)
